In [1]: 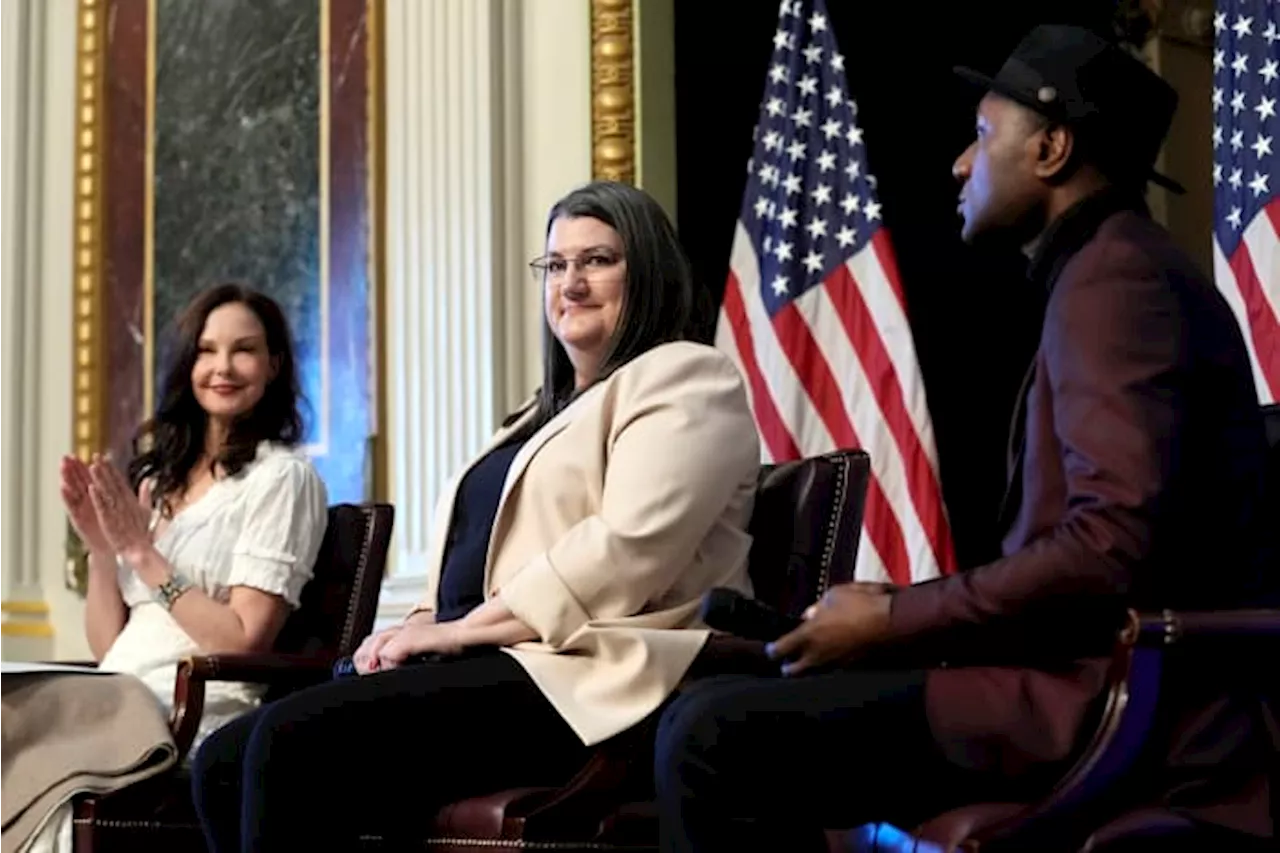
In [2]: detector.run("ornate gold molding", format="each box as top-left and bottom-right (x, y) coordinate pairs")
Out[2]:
(367, 0), (388, 502)
(67, 0), (108, 596)
(0, 600), (54, 638)
(72, 0), (106, 463)
(590, 0), (635, 184)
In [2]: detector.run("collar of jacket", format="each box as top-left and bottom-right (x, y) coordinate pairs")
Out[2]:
(1026, 187), (1148, 291)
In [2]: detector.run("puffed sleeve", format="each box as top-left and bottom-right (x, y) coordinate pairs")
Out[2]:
(226, 453), (329, 608)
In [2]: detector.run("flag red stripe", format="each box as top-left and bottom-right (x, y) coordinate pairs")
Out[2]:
(772, 302), (912, 584)
(870, 231), (957, 574)
(722, 271), (802, 461)
(827, 254), (957, 574)
(1227, 227), (1280, 400)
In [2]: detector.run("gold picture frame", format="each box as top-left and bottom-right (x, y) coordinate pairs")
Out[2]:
(67, 0), (384, 594)
(590, 0), (635, 184)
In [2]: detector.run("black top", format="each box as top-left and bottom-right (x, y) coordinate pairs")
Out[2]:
(435, 439), (527, 623)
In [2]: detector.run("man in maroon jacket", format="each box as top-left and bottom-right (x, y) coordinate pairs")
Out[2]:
(655, 24), (1275, 853)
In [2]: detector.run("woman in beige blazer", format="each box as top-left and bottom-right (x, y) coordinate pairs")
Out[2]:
(189, 181), (761, 852)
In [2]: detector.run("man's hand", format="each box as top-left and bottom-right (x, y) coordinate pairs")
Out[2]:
(766, 582), (895, 676)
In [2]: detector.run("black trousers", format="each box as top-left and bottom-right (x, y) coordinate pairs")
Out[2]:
(190, 650), (591, 853)
(654, 669), (999, 853)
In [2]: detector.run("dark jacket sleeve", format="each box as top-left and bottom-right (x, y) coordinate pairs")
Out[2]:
(888, 244), (1188, 652)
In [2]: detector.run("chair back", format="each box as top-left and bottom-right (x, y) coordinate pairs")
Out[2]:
(270, 502), (394, 660)
(1262, 403), (1280, 449)
(1263, 403), (1280, 491)
(1262, 403), (1280, 583)
(746, 450), (871, 618)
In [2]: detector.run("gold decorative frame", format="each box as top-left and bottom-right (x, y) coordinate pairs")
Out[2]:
(368, 0), (388, 503)
(70, 0), (383, 471)
(65, 0), (385, 595)
(589, 0), (635, 183)
(72, 0), (107, 463)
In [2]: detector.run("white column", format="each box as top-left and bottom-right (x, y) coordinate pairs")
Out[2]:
(377, 0), (520, 622)
(376, 0), (592, 627)
(38, 0), (81, 659)
(2, 0), (50, 650)
(517, 0), (592, 378)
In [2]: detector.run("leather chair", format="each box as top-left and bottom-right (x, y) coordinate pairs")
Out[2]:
(71, 502), (394, 853)
(399, 449), (873, 852)
(844, 404), (1280, 853)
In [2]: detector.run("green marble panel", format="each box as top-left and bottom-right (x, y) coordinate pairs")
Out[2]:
(152, 0), (322, 431)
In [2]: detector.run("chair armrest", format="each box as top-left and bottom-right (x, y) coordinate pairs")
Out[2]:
(843, 606), (1280, 852)
(452, 642), (772, 842)
(1136, 608), (1280, 645)
(432, 787), (557, 838)
(894, 617), (1156, 851)
(430, 724), (655, 842)
(170, 653), (335, 758)
(914, 607), (1280, 851)
(180, 652), (336, 684)
(429, 757), (626, 842)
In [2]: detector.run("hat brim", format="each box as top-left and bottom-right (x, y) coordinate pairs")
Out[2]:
(954, 66), (1055, 119)
(952, 66), (1187, 195)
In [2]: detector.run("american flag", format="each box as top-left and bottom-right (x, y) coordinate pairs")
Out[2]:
(714, 0), (956, 584)
(1214, 0), (1279, 404)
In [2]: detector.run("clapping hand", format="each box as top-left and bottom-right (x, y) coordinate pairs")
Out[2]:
(61, 455), (112, 554)
(84, 456), (153, 561)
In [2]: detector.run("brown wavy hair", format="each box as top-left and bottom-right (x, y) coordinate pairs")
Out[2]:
(128, 283), (304, 512)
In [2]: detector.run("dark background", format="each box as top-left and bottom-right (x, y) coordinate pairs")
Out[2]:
(673, 1), (1139, 568)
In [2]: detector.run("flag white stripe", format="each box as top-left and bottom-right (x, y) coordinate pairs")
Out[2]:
(732, 224), (904, 578)
(1214, 237), (1276, 406)
(854, 528), (891, 584)
(730, 223), (838, 459)
(713, 303), (762, 454)
(798, 282), (943, 582)
(846, 248), (942, 473)
(716, 0), (958, 585)
(1242, 209), (1280, 328)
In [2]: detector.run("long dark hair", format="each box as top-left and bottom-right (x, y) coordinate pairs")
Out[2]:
(507, 181), (696, 440)
(128, 283), (304, 510)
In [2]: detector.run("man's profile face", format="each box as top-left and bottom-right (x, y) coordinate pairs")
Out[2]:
(952, 93), (1046, 245)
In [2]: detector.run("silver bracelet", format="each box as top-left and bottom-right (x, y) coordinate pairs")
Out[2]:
(153, 570), (194, 611)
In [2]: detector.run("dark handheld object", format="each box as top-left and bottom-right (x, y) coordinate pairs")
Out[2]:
(699, 587), (804, 642)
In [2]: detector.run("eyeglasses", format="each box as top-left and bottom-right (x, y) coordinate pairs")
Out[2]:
(528, 249), (623, 282)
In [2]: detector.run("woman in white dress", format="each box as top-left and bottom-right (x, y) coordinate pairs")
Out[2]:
(26, 283), (328, 853)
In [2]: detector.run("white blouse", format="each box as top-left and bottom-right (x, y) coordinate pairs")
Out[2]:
(98, 442), (328, 740)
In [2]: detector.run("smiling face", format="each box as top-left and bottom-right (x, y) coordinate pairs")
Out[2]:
(541, 215), (627, 387)
(952, 93), (1050, 245)
(190, 301), (276, 422)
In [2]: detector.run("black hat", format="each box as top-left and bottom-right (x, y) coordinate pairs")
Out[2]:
(954, 24), (1185, 194)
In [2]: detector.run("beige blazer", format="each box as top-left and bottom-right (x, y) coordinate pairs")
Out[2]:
(411, 341), (760, 745)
